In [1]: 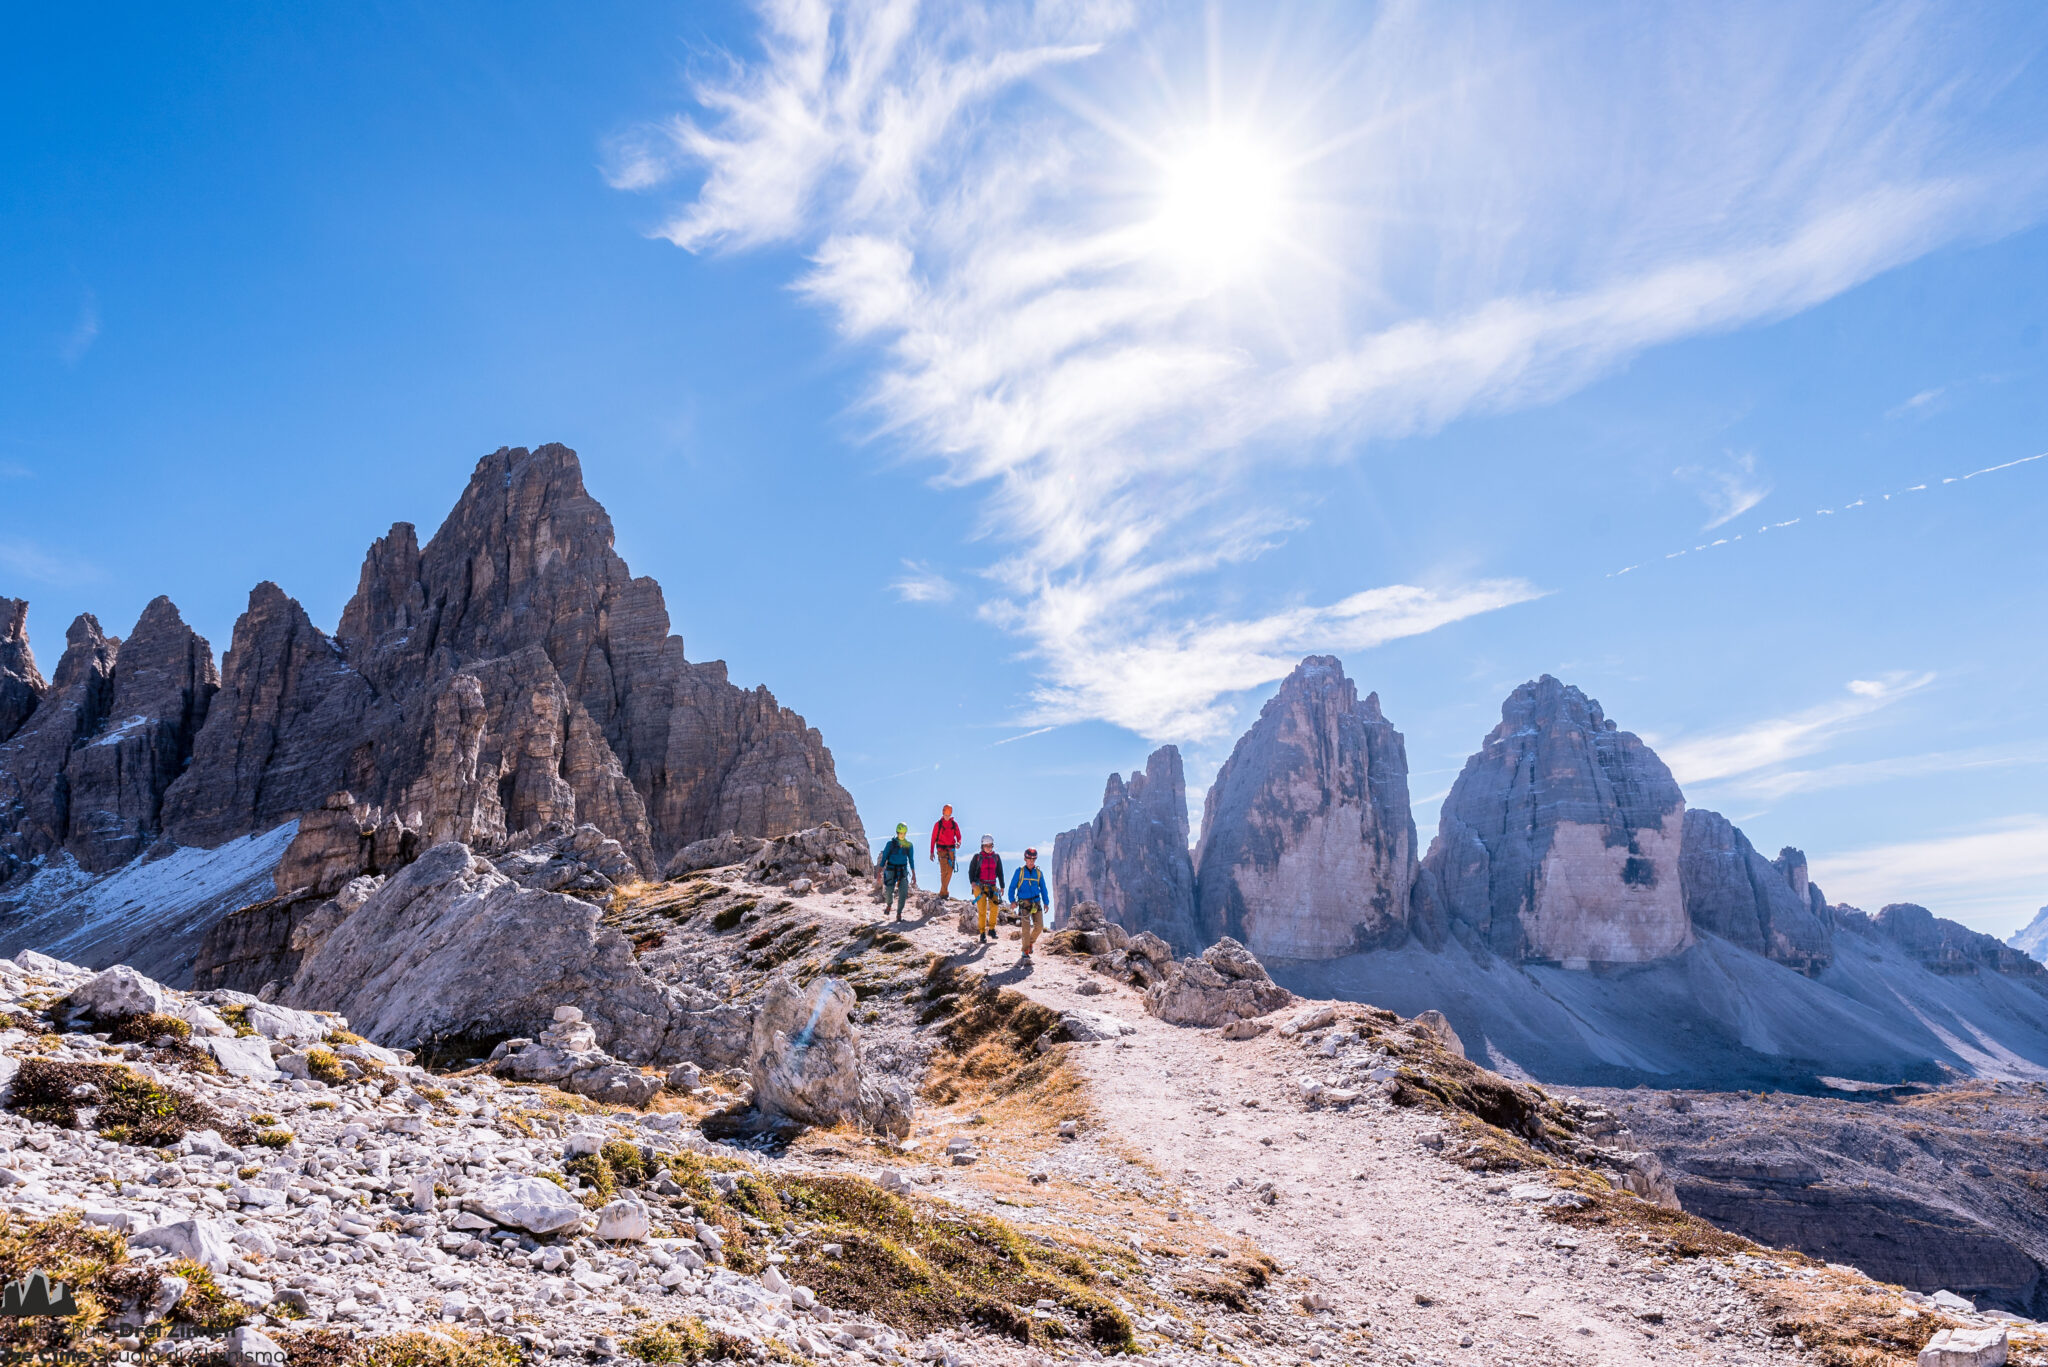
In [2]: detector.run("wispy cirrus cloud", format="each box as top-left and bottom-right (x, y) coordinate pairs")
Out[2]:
(58, 290), (98, 364)
(620, 1), (2048, 739)
(1655, 672), (1935, 788)
(0, 537), (102, 586)
(1676, 451), (1772, 530)
(1812, 815), (2048, 933)
(890, 560), (958, 603)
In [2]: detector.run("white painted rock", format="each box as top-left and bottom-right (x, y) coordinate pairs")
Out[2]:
(131, 1218), (234, 1273)
(1919, 1326), (2008, 1367)
(203, 1035), (282, 1080)
(468, 1176), (586, 1235)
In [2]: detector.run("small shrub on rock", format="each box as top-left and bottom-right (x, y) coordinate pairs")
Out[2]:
(105, 1012), (191, 1045)
(303, 1046), (347, 1085)
(7, 1058), (249, 1147)
(256, 1127), (295, 1149)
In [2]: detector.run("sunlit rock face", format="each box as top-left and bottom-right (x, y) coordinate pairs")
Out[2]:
(1193, 656), (1419, 961)
(1412, 674), (1691, 967)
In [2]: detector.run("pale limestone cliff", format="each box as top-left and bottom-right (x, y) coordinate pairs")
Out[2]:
(1194, 657), (1419, 961)
(1412, 675), (1690, 967)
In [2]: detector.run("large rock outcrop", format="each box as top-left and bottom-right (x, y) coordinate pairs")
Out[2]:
(278, 841), (692, 1062)
(1, 444), (865, 979)
(1193, 658), (1419, 960)
(748, 973), (913, 1137)
(1144, 937), (1294, 1027)
(1411, 675), (1691, 967)
(0, 597), (44, 743)
(1052, 745), (1200, 954)
(1679, 809), (1833, 975)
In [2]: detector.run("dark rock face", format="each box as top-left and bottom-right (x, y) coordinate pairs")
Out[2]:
(1679, 808), (1833, 975)
(1052, 745), (1200, 954)
(58, 598), (219, 872)
(1193, 657), (1418, 960)
(0, 614), (117, 880)
(0, 598), (45, 743)
(1412, 675), (1690, 966)
(158, 583), (369, 851)
(1851, 903), (2048, 980)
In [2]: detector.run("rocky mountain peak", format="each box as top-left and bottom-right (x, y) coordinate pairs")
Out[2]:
(3, 443), (864, 981)
(1194, 655), (1419, 960)
(2010, 905), (2048, 964)
(0, 597), (45, 743)
(1413, 674), (1690, 966)
(1052, 745), (1199, 954)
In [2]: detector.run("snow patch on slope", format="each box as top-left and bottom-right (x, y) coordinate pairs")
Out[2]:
(0, 822), (297, 987)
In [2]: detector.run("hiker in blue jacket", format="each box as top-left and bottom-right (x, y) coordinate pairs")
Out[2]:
(1008, 847), (1051, 957)
(875, 823), (917, 921)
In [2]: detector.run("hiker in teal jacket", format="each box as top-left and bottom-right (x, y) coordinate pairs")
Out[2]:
(875, 823), (917, 921)
(1009, 849), (1051, 957)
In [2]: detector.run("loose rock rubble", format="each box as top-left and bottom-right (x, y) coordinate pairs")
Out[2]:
(5, 866), (2047, 1367)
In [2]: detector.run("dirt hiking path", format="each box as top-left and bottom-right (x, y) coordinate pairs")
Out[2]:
(883, 900), (1809, 1367)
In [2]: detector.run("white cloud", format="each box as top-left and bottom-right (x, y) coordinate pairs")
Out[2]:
(58, 290), (98, 365)
(891, 559), (957, 603)
(627, 1), (2048, 738)
(0, 538), (101, 585)
(1676, 451), (1772, 530)
(1656, 672), (1935, 787)
(1811, 816), (2048, 935)
(1706, 741), (2048, 803)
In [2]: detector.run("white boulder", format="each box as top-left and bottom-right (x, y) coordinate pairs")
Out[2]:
(467, 1176), (586, 1235)
(1919, 1326), (2008, 1367)
(65, 965), (174, 1022)
(131, 1218), (234, 1273)
(594, 1198), (652, 1241)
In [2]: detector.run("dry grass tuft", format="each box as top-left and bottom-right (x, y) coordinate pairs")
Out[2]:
(7, 1056), (251, 1146)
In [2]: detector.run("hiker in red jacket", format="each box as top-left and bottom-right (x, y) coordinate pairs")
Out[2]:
(929, 804), (963, 899)
(964, 836), (1004, 944)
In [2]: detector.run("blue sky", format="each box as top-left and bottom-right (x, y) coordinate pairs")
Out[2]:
(4, 2), (2046, 933)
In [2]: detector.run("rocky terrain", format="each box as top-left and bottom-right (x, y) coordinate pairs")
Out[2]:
(1054, 658), (2048, 1094)
(1584, 1080), (2048, 1322)
(0, 444), (863, 982)
(3, 840), (2041, 1367)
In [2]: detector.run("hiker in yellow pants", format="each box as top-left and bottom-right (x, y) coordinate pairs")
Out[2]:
(1009, 847), (1050, 958)
(964, 836), (1005, 945)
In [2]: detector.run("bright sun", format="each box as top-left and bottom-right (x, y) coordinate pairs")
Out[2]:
(1150, 132), (1286, 275)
